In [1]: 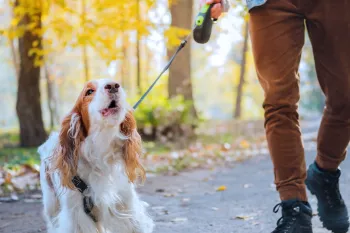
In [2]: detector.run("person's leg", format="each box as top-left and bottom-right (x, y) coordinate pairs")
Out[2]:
(306, 2), (350, 172)
(249, 0), (307, 202)
(249, 1), (313, 232)
(304, 1), (350, 232)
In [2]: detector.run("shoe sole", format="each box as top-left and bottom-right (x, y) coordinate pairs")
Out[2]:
(306, 179), (349, 233)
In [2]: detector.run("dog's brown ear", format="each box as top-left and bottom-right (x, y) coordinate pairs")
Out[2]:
(52, 112), (85, 189)
(121, 111), (146, 183)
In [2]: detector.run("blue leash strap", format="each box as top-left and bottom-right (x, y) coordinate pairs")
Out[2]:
(133, 39), (188, 110)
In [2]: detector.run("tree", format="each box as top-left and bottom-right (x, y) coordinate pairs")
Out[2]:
(136, 0), (141, 94)
(44, 62), (59, 130)
(167, 0), (197, 116)
(234, 21), (249, 119)
(1, 0), (187, 145)
(15, 0), (47, 147)
(120, 32), (130, 89)
(81, 0), (89, 82)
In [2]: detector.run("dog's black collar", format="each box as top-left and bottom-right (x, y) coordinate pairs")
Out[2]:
(72, 176), (98, 222)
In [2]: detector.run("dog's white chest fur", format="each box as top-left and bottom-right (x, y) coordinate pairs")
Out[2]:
(39, 132), (154, 233)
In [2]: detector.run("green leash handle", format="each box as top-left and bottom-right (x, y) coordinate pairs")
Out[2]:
(193, 4), (215, 44)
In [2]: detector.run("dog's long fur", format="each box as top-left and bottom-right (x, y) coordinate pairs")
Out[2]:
(38, 79), (154, 233)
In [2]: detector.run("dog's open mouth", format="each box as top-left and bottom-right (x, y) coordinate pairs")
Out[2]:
(101, 100), (119, 117)
(108, 100), (117, 109)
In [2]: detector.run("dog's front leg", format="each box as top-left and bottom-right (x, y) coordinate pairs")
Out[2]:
(55, 204), (99, 233)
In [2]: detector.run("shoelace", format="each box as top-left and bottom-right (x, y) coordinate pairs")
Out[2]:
(272, 203), (299, 233)
(324, 178), (343, 208)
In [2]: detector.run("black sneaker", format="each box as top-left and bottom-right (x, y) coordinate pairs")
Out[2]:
(272, 200), (313, 233)
(306, 162), (349, 233)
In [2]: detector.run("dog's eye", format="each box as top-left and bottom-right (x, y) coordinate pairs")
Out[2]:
(85, 89), (94, 96)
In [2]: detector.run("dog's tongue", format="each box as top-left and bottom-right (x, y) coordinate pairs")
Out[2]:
(101, 109), (110, 117)
(101, 108), (117, 117)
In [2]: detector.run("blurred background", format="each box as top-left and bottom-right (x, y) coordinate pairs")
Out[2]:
(0, 0), (324, 193)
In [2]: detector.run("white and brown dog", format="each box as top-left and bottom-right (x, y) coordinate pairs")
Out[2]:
(38, 79), (154, 233)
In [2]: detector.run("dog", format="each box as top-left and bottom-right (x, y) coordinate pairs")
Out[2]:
(38, 79), (154, 233)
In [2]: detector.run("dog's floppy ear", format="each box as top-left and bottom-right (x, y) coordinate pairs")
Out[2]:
(52, 111), (85, 189)
(120, 111), (146, 183)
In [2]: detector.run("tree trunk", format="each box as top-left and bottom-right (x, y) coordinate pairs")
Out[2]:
(9, 5), (19, 80)
(120, 32), (130, 89)
(44, 64), (56, 130)
(136, 0), (141, 94)
(167, 0), (197, 116)
(81, 0), (89, 82)
(234, 21), (249, 119)
(16, 0), (47, 147)
(9, 39), (19, 80)
(82, 45), (89, 82)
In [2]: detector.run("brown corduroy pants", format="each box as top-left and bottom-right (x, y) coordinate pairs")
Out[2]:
(249, 0), (350, 201)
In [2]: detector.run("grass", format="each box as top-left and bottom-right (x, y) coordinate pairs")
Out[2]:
(0, 129), (252, 171)
(0, 130), (39, 168)
(0, 147), (39, 168)
(0, 130), (172, 168)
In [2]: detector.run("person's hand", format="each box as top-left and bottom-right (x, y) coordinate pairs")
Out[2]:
(199, 0), (224, 19)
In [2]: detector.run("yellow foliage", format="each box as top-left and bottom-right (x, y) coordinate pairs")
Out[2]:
(1, 0), (185, 66)
(164, 26), (191, 49)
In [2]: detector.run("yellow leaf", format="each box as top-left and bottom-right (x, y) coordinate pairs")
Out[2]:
(32, 40), (39, 47)
(216, 185), (227, 192)
(240, 140), (250, 149)
(244, 13), (250, 22)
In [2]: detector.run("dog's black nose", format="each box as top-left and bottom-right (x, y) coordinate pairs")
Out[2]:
(105, 82), (120, 94)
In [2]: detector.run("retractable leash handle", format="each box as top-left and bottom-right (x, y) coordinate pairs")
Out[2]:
(193, 4), (216, 44)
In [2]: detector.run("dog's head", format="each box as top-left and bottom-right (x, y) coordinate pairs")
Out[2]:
(52, 79), (145, 189)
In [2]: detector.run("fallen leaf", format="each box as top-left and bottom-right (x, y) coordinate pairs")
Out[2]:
(4, 172), (12, 184)
(11, 172), (39, 191)
(171, 217), (188, 223)
(233, 215), (254, 220)
(221, 143), (231, 151)
(163, 193), (177, 197)
(240, 140), (250, 149)
(216, 185), (227, 192)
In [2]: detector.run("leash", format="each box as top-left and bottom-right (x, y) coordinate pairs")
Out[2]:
(133, 3), (216, 110)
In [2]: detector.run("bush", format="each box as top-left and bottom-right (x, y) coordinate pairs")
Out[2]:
(132, 94), (199, 144)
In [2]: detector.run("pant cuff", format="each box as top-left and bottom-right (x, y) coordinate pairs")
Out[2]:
(279, 186), (307, 202)
(316, 155), (340, 171)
